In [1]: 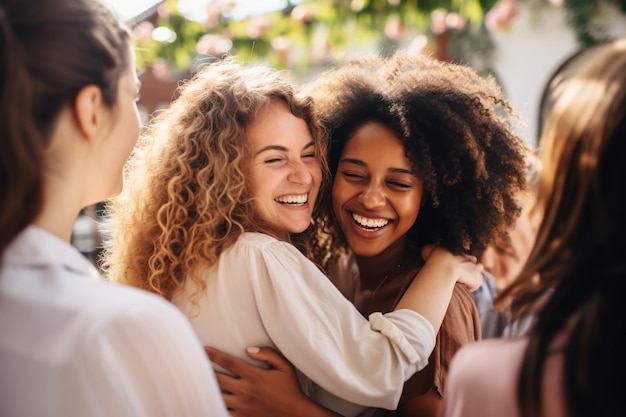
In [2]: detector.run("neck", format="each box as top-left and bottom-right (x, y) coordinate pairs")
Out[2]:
(354, 242), (418, 289)
(33, 174), (87, 243)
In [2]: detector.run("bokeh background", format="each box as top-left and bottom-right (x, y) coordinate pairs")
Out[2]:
(73, 0), (626, 264)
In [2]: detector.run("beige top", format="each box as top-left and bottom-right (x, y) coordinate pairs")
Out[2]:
(172, 232), (437, 417)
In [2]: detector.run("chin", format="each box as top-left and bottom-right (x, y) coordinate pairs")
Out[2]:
(285, 221), (312, 234)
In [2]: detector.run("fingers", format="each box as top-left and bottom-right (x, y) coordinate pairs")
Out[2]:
(421, 244), (436, 261)
(245, 346), (294, 372)
(220, 391), (238, 411)
(421, 244), (480, 266)
(464, 254), (478, 264)
(205, 347), (252, 377)
(214, 371), (240, 394)
(464, 264), (484, 292)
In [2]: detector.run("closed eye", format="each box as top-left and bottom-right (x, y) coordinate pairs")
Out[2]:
(495, 244), (517, 260)
(388, 181), (413, 189)
(341, 171), (367, 181)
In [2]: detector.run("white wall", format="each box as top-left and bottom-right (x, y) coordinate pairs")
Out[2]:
(491, 3), (626, 146)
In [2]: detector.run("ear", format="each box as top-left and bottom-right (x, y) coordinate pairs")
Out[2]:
(73, 85), (103, 142)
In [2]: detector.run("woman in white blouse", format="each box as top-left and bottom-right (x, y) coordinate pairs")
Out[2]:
(104, 58), (482, 417)
(0, 1), (227, 416)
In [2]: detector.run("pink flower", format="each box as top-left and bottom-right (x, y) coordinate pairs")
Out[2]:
(485, 0), (520, 32)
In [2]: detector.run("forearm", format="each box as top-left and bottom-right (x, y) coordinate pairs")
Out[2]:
(395, 251), (462, 332)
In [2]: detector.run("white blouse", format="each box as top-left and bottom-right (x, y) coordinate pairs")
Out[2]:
(0, 226), (227, 417)
(172, 232), (436, 416)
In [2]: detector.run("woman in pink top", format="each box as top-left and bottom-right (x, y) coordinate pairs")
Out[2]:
(441, 38), (626, 417)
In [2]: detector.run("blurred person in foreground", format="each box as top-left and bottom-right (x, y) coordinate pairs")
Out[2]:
(440, 37), (626, 417)
(0, 0), (227, 415)
(473, 152), (543, 338)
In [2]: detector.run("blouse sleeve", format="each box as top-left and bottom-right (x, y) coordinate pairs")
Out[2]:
(231, 236), (436, 409)
(62, 296), (229, 417)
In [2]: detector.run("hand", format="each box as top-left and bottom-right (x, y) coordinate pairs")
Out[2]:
(204, 346), (318, 417)
(421, 245), (483, 292)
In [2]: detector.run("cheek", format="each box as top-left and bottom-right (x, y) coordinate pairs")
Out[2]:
(400, 193), (422, 224)
(245, 165), (262, 199)
(311, 163), (323, 188)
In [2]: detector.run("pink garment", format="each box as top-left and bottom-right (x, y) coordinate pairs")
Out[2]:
(439, 335), (568, 417)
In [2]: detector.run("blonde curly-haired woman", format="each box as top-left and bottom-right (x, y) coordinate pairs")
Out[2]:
(103, 58), (481, 417)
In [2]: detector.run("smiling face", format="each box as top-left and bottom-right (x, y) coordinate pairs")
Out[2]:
(332, 121), (424, 259)
(245, 100), (322, 234)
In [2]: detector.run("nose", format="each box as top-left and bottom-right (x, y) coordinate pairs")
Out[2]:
(357, 183), (386, 209)
(287, 160), (313, 185)
(479, 246), (496, 274)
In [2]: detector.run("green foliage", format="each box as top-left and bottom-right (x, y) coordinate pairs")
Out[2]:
(562, 0), (624, 46)
(134, 0), (498, 72)
(134, 0), (624, 74)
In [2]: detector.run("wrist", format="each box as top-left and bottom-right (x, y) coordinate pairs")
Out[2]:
(423, 248), (465, 283)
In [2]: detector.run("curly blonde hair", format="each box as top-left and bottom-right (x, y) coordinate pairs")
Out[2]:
(102, 57), (328, 307)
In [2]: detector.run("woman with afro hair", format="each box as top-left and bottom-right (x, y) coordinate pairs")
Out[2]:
(207, 52), (529, 417)
(103, 57), (484, 417)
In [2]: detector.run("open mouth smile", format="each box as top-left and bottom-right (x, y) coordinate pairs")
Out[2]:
(275, 193), (308, 207)
(351, 212), (390, 231)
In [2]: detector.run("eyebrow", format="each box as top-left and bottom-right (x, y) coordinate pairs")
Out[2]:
(339, 158), (415, 175)
(255, 141), (315, 156)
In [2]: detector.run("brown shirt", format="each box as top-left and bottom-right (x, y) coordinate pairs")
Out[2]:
(328, 253), (482, 412)
(398, 284), (481, 402)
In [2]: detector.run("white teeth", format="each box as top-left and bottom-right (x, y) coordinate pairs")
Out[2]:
(352, 213), (389, 229)
(275, 194), (308, 205)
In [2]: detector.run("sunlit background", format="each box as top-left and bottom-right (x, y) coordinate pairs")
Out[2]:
(73, 0), (626, 263)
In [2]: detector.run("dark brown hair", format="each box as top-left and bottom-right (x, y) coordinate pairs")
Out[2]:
(497, 38), (626, 417)
(0, 0), (131, 256)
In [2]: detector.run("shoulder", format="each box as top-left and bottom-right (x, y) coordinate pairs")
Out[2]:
(440, 338), (527, 417)
(101, 280), (194, 327)
(2, 260), (204, 366)
(75, 283), (210, 377)
(225, 232), (311, 267)
(450, 337), (527, 372)
(68, 285), (226, 416)
(91, 284), (193, 340)
(56, 277), (200, 357)
(450, 282), (479, 306)
(441, 284), (481, 337)
(78, 276), (184, 319)
(229, 232), (297, 254)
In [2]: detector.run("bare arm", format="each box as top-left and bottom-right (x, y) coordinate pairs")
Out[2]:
(395, 247), (482, 334)
(205, 347), (342, 417)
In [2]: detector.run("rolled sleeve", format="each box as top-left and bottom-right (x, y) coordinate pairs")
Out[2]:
(369, 310), (436, 373)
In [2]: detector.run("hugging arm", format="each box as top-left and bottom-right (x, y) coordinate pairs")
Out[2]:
(206, 246), (481, 415)
(394, 246), (482, 334)
(206, 346), (340, 417)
